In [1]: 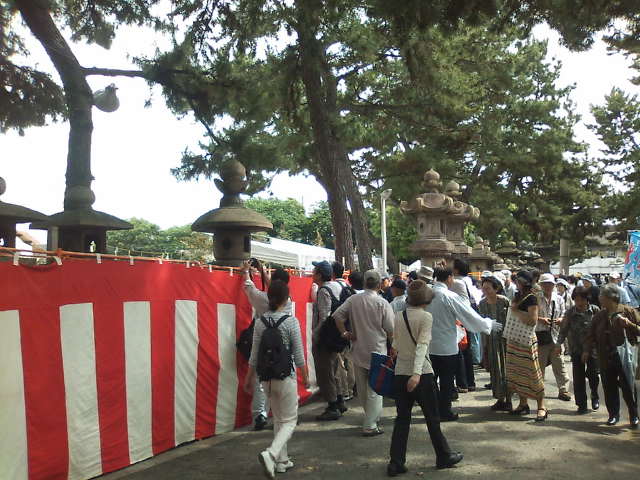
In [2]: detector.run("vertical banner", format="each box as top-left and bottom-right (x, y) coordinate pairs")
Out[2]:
(624, 231), (640, 282)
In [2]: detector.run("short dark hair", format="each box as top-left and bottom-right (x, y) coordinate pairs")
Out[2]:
(453, 258), (470, 276)
(434, 267), (453, 283)
(571, 286), (589, 301)
(600, 284), (620, 303)
(271, 268), (290, 284)
(531, 269), (541, 283)
(348, 271), (364, 290)
(332, 261), (344, 279)
(268, 280), (289, 311)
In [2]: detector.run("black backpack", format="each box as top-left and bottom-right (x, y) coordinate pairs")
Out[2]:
(256, 315), (293, 381)
(318, 285), (354, 352)
(236, 318), (255, 361)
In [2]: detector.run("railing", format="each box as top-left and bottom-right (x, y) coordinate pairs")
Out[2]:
(0, 246), (314, 276)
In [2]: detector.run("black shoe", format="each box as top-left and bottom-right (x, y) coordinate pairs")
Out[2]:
(451, 391), (459, 401)
(254, 415), (267, 431)
(441, 413), (459, 422)
(336, 401), (348, 414)
(576, 407), (589, 415)
(490, 400), (512, 412)
(509, 405), (531, 416)
(436, 452), (463, 469)
(468, 385), (476, 392)
(387, 462), (408, 477)
(316, 408), (341, 421)
(484, 383), (492, 390)
(606, 416), (619, 426)
(631, 416), (639, 429)
(558, 392), (572, 402)
(592, 399), (600, 411)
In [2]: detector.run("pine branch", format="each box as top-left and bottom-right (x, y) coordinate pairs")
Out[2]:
(82, 67), (147, 77)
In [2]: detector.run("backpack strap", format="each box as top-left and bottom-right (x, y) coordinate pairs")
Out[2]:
(262, 314), (290, 328)
(320, 285), (339, 303)
(402, 309), (417, 346)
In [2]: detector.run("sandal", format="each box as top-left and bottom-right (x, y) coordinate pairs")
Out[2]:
(535, 408), (549, 422)
(509, 405), (530, 415)
(362, 426), (384, 437)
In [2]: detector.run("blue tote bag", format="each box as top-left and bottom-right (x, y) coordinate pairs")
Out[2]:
(369, 352), (396, 398)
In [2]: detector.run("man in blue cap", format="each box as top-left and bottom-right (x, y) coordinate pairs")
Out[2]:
(311, 260), (346, 420)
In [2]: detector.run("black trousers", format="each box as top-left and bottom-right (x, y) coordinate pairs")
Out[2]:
(601, 352), (638, 419)
(389, 374), (451, 467)
(459, 348), (475, 388)
(430, 354), (458, 418)
(570, 353), (599, 409)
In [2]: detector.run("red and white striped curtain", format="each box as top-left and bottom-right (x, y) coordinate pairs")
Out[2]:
(0, 260), (316, 480)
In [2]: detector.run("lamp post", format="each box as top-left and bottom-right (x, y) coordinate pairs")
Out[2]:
(381, 188), (393, 275)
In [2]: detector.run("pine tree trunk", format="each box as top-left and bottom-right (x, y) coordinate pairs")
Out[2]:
(338, 155), (374, 270)
(295, 1), (356, 269)
(16, 0), (94, 208)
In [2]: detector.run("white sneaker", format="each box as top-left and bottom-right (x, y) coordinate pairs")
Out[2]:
(258, 450), (275, 479)
(276, 460), (294, 473)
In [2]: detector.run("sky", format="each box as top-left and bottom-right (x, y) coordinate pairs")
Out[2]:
(2, 18), (639, 247)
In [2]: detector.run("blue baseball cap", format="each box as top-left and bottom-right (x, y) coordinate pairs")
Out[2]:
(312, 260), (333, 278)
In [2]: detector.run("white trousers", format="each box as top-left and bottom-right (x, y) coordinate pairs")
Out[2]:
(252, 376), (269, 418)
(263, 376), (299, 463)
(354, 366), (383, 430)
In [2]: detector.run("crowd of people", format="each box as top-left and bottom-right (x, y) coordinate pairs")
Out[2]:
(238, 257), (640, 479)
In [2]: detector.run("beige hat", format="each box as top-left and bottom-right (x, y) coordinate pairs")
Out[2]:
(538, 273), (556, 284)
(418, 266), (434, 281)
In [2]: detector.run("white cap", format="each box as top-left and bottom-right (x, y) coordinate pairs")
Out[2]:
(609, 272), (621, 279)
(538, 273), (556, 284)
(557, 278), (570, 289)
(492, 272), (506, 288)
(501, 269), (511, 277)
(481, 270), (492, 278)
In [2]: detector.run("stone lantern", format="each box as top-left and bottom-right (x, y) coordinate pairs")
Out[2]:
(444, 180), (479, 256)
(33, 184), (132, 253)
(192, 160), (273, 266)
(496, 240), (520, 266)
(400, 169), (479, 267)
(468, 236), (495, 273)
(0, 177), (48, 248)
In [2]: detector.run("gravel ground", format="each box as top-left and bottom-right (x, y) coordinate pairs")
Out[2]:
(102, 362), (640, 480)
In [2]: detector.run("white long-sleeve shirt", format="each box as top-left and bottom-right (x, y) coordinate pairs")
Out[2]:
(426, 282), (493, 356)
(243, 278), (292, 317)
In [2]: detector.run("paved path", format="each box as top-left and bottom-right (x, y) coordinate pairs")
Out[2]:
(103, 365), (639, 480)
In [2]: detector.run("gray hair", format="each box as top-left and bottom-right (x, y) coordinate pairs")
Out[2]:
(599, 284), (620, 303)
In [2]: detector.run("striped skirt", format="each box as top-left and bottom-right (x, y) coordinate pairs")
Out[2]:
(506, 340), (544, 399)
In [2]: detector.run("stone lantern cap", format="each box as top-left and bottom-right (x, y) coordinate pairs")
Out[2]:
(0, 177), (49, 224)
(192, 160), (273, 233)
(31, 185), (131, 231)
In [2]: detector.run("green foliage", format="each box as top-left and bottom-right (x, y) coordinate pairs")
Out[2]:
(1, 0), (163, 134)
(243, 197), (334, 248)
(107, 217), (213, 262)
(368, 204), (417, 264)
(590, 87), (640, 233)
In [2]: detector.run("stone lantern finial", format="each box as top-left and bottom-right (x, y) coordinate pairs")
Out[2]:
(215, 159), (248, 207)
(422, 169), (442, 193)
(444, 180), (462, 198)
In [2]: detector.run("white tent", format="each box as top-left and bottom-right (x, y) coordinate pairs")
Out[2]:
(550, 256), (625, 275)
(250, 237), (335, 269)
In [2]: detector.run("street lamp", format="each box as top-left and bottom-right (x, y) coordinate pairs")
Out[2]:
(381, 188), (392, 275)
